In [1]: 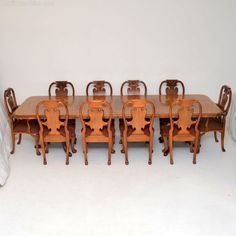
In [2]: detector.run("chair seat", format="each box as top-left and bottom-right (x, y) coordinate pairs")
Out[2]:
(199, 118), (223, 132)
(14, 119), (39, 135)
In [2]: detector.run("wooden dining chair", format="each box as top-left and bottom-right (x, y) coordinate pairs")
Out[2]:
(159, 79), (185, 96)
(199, 85), (232, 152)
(120, 80), (147, 96)
(161, 99), (202, 164)
(48, 81), (75, 97)
(158, 79), (185, 143)
(4, 88), (40, 155)
(86, 80), (113, 97)
(36, 100), (75, 165)
(48, 80), (77, 146)
(120, 80), (148, 143)
(79, 100), (115, 165)
(120, 99), (155, 165)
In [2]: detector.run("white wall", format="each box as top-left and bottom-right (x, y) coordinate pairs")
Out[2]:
(0, 0), (236, 103)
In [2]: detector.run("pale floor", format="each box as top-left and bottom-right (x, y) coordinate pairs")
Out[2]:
(1, 126), (236, 236)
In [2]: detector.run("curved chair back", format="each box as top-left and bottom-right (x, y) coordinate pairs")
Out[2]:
(48, 81), (75, 97)
(122, 99), (155, 136)
(120, 80), (147, 96)
(36, 100), (69, 140)
(217, 85), (232, 116)
(169, 99), (202, 138)
(159, 80), (185, 96)
(4, 88), (18, 121)
(86, 80), (113, 97)
(79, 100), (113, 138)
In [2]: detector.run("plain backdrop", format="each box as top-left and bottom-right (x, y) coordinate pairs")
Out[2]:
(0, 0), (236, 102)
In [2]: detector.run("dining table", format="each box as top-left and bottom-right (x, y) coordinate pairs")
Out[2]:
(13, 94), (222, 120)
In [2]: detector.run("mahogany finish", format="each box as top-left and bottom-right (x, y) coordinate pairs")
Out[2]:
(120, 99), (155, 165)
(14, 95), (222, 120)
(199, 85), (232, 152)
(48, 81), (75, 97)
(161, 99), (202, 164)
(159, 79), (185, 96)
(36, 100), (75, 165)
(86, 80), (113, 97)
(4, 88), (40, 155)
(79, 100), (115, 165)
(120, 80), (147, 96)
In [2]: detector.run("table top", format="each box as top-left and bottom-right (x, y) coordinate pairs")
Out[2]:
(13, 94), (222, 119)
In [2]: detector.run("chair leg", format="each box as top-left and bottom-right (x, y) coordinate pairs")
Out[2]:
(162, 136), (169, 156)
(111, 138), (115, 154)
(193, 140), (198, 164)
(221, 130), (226, 152)
(71, 137), (77, 153)
(34, 136), (41, 156)
(108, 141), (112, 165)
(65, 140), (70, 165)
(214, 131), (219, 142)
(148, 141), (153, 165)
(62, 142), (72, 157)
(40, 139), (47, 165)
(123, 140), (129, 165)
(169, 138), (174, 165)
(45, 142), (49, 153)
(17, 134), (22, 145)
(10, 132), (15, 154)
(82, 140), (88, 165)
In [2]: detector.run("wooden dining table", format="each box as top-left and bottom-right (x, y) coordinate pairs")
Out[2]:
(14, 94), (222, 119)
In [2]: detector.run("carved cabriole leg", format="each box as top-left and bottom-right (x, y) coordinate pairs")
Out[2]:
(82, 140), (88, 165)
(169, 138), (173, 165)
(10, 131), (15, 154)
(214, 131), (219, 142)
(221, 129), (226, 152)
(17, 134), (22, 145)
(40, 138), (47, 165)
(108, 141), (112, 165)
(65, 139), (70, 165)
(35, 136), (41, 156)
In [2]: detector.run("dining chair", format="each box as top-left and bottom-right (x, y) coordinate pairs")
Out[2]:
(86, 80), (113, 97)
(199, 85), (232, 152)
(36, 100), (75, 165)
(4, 88), (40, 155)
(158, 79), (185, 143)
(48, 81), (75, 97)
(48, 80), (77, 148)
(120, 99), (155, 165)
(161, 99), (202, 164)
(79, 100), (115, 165)
(120, 80), (147, 96)
(120, 80), (148, 143)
